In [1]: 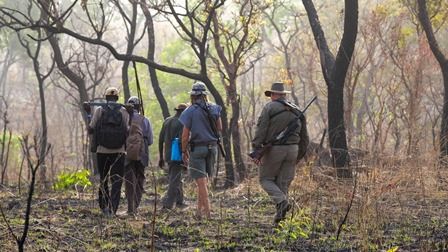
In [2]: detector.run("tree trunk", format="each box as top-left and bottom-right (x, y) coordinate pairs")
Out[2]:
(440, 69), (448, 157)
(417, 0), (448, 160)
(285, 52), (299, 105)
(0, 116), (8, 184)
(121, 1), (138, 101)
(303, 0), (358, 178)
(0, 50), (13, 101)
(37, 77), (48, 185)
(141, 2), (170, 118)
(202, 77), (235, 187)
(228, 80), (246, 181)
(328, 84), (349, 173)
(122, 60), (131, 101)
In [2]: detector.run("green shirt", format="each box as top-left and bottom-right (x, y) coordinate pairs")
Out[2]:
(159, 115), (183, 162)
(252, 98), (309, 151)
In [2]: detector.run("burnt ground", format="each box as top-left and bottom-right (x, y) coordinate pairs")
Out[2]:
(1, 161), (448, 251)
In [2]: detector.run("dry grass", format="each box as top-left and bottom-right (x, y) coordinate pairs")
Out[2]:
(0, 153), (447, 251)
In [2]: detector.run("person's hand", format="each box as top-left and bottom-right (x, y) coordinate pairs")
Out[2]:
(182, 151), (189, 165)
(253, 158), (262, 166)
(158, 159), (165, 169)
(83, 102), (91, 113)
(249, 148), (263, 165)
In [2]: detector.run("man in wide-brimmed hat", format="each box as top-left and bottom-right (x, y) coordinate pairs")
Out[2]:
(251, 82), (309, 224)
(159, 103), (188, 210)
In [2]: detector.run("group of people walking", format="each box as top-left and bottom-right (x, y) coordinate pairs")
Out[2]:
(86, 87), (152, 216)
(86, 81), (308, 224)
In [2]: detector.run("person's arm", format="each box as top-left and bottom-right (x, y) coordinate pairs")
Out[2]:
(88, 107), (101, 133)
(216, 117), (222, 132)
(252, 105), (270, 148)
(157, 120), (166, 168)
(178, 108), (191, 165)
(181, 127), (190, 164)
(159, 121), (166, 159)
(145, 118), (153, 146)
(121, 108), (130, 133)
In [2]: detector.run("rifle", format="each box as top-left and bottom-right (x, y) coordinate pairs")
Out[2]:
(249, 96), (317, 162)
(198, 103), (226, 158)
(83, 101), (134, 124)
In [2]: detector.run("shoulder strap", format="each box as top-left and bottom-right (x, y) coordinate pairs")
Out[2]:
(269, 109), (288, 120)
(137, 113), (145, 123)
(274, 99), (303, 118)
(197, 103), (220, 138)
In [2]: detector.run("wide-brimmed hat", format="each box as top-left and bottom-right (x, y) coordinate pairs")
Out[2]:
(174, 103), (188, 111)
(105, 87), (119, 96)
(264, 82), (291, 97)
(189, 81), (208, 95)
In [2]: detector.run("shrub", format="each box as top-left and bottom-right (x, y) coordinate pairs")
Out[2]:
(54, 169), (92, 191)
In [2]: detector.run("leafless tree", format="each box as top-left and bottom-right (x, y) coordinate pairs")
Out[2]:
(140, 0), (170, 118)
(211, 0), (264, 181)
(417, 0), (448, 161)
(302, 0), (358, 177)
(0, 97), (11, 184)
(263, 1), (301, 104)
(7, 1), (55, 186)
(0, 135), (50, 252)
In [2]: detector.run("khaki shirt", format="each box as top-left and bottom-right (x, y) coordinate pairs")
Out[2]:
(89, 104), (129, 154)
(252, 98), (308, 150)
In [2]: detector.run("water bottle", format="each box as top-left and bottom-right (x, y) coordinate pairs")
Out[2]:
(171, 137), (182, 161)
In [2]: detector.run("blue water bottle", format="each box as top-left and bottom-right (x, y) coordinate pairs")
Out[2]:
(171, 137), (182, 162)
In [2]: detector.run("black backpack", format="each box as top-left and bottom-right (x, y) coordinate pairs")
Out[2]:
(96, 104), (127, 149)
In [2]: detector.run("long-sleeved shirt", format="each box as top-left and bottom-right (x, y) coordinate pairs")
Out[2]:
(252, 97), (309, 152)
(129, 109), (153, 167)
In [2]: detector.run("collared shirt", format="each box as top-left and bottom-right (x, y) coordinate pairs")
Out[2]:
(159, 114), (183, 162)
(179, 100), (221, 144)
(252, 97), (307, 148)
(89, 102), (129, 153)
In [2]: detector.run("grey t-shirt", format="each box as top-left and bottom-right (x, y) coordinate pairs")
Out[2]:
(179, 101), (221, 144)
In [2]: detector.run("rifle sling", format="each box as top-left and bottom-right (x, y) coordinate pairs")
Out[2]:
(270, 100), (304, 144)
(196, 104), (220, 139)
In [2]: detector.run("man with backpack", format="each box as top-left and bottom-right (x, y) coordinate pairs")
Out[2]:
(88, 87), (129, 216)
(251, 82), (309, 224)
(179, 82), (222, 219)
(159, 103), (188, 210)
(125, 96), (153, 215)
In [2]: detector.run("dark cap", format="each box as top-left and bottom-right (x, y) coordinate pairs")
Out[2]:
(174, 103), (188, 111)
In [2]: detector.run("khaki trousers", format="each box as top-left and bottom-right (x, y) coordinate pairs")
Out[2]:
(259, 145), (298, 204)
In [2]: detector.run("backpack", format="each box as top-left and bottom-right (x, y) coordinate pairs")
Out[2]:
(126, 114), (145, 160)
(96, 104), (127, 149)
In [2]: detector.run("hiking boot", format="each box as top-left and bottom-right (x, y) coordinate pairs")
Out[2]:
(102, 207), (112, 217)
(127, 211), (138, 218)
(160, 205), (173, 211)
(176, 202), (188, 209)
(273, 200), (291, 224)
